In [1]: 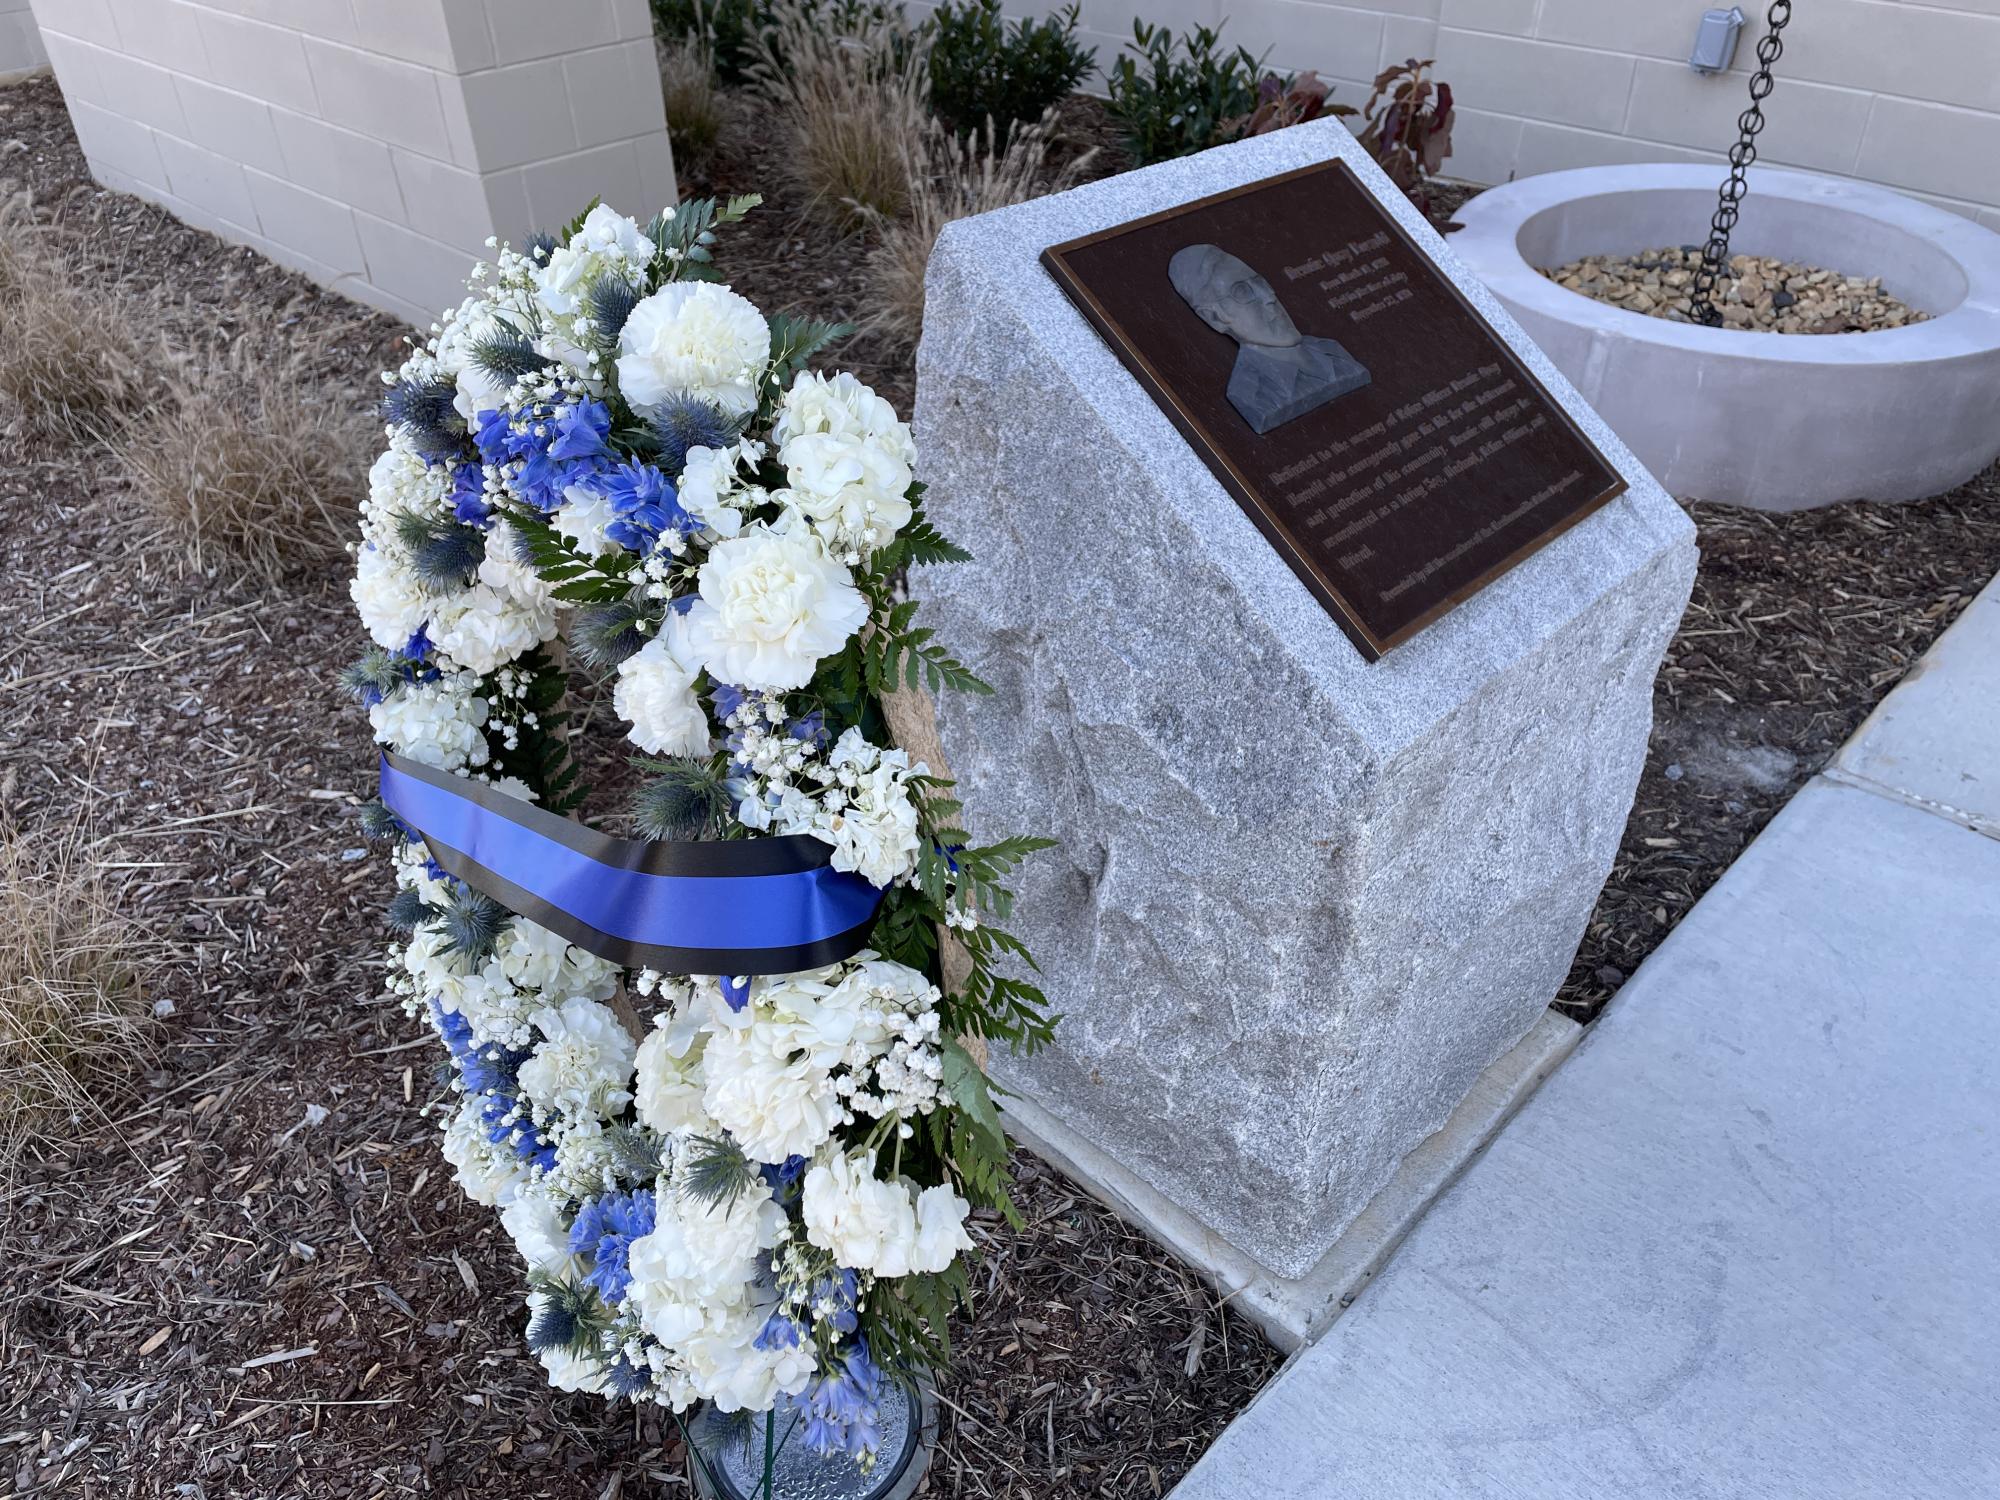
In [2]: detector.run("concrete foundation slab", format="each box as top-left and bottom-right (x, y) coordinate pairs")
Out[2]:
(1007, 1009), (1581, 1351)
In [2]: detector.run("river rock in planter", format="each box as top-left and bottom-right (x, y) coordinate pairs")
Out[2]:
(910, 120), (1696, 1282)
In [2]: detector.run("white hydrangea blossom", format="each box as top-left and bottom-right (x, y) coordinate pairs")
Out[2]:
(351, 541), (432, 651)
(369, 675), (490, 772)
(771, 728), (923, 888)
(440, 1095), (529, 1207)
(429, 524), (560, 674)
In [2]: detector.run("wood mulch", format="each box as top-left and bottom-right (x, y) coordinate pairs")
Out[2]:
(6, 65), (2000, 1500)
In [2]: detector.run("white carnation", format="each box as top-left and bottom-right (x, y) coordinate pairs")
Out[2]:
(515, 997), (637, 1119)
(681, 522), (868, 692)
(616, 282), (770, 418)
(613, 622), (710, 757)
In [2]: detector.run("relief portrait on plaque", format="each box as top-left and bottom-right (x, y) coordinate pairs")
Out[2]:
(1167, 243), (1371, 435)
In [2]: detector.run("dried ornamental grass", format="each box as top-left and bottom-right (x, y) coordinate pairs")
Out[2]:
(0, 829), (151, 1168)
(750, 0), (932, 230)
(0, 202), (151, 440)
(112, 359), (373, 580)
(864, 112), (1095, 348)
(659, 37), (723, 165)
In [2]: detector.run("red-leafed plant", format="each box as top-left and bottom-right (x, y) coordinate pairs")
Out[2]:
(1356, 58), (1456, 219)
(1233, 69), (1333, 137)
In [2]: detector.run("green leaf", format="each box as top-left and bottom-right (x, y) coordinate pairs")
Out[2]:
(941, 1038), (1007, 1155)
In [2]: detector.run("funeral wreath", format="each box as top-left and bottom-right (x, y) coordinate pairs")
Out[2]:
(346, 195), (1053, 1468)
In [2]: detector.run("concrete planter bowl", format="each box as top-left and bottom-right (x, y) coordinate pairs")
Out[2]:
(1450, 165), (2000, 510)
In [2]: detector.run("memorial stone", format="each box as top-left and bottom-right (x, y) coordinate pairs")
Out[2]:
(910, 119), (1697, 1306)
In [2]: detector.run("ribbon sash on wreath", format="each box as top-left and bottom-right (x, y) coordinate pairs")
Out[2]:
(379, 751), (884, 981)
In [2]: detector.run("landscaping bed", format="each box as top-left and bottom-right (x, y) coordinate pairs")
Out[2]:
(0, 75), (1276, 1500)
(6, 52), (2000, 1500)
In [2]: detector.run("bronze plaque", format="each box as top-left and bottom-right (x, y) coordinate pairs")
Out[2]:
(1042, 159), (1627, 659)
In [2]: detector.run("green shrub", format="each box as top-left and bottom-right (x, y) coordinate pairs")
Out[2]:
(1103, 20), (1266, 166)
(926, 0), (1095, 145)
(652, 0), (762, 84)
(651, 0), (908, 85)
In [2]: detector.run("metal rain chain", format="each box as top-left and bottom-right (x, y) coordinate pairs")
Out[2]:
(1686, 0), (1794, 326)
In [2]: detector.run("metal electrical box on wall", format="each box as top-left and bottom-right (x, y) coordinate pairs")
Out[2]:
(1691, 7), (1747, 73)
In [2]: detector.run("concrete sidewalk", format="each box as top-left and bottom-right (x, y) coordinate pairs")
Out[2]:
(1173, 579), (2000, 1499)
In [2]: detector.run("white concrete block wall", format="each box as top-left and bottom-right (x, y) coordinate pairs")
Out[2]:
(1032, 0), (2000, 228)
(0, 0), (46, 80)
(26, 0), (675, 324)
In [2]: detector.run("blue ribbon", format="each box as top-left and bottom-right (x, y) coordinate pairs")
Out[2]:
(379, 753), (883, 982)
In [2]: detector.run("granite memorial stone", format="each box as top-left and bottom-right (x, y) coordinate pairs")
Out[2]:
(910, 120), (1696, 1293)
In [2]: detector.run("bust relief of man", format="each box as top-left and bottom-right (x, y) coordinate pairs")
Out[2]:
(1168, 243), (1371, 436)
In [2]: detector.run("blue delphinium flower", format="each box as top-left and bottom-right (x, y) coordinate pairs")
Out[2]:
(787, 710), (827, 750)
(548, 399), (613, 462)
(755, 1309), (806, 1351)
(448, 463), (491, 526)
(397, 624), (434, 662)
(809, 1268), (861, 1336)
(760, 1154), (810, 1192)
(594, 458), (691, 554)
(480, 1091), (557, 1172)
(475, 398), (615, 511)
(569, 1188), (658, 1305)
(792, 1338), (884, 1461)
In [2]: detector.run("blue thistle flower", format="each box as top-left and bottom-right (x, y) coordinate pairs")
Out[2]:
(604, 1352), (653, 1398)
(380, 376), (466, 461)
(647, 395), (742, 476)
